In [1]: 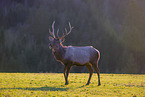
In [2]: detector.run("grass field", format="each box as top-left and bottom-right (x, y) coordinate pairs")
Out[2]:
(0, 73), (144, 97)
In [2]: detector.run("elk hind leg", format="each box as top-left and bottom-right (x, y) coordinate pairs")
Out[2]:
(86, 65), (93, 85)
(92, 63), (101, 86)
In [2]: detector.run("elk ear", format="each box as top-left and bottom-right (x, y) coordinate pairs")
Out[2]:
(49, 36), (54, 41)
(60, 37), (65, 43)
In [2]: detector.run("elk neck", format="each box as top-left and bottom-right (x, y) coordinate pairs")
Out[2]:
(53, 43), (66, 62)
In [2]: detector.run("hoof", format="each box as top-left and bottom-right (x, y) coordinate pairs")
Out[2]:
(86, 82), (90, 85)
(65, 82), (69, 85)
(98, 83), (101, 86)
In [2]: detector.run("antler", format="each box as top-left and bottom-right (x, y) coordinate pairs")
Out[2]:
(49, 21), (56, 38)
(57, 29), (60, 39)
(49, 21), (73, 39)
(60, 22), (73, 39)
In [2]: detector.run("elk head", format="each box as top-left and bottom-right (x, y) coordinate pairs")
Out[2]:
(49, 21), (73, 52)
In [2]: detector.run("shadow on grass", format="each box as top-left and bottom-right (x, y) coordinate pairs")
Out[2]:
(0, 84), (91, 91)
(0, 86), (69, 91)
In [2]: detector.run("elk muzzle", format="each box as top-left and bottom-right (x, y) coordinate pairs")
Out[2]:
(49, 43), (56, 52)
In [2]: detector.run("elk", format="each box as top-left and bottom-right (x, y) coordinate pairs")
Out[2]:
(49, 21), (101, 86)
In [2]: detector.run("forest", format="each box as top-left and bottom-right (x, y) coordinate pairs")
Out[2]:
(0, 0), (145, 73)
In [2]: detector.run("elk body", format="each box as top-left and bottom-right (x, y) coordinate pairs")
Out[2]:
(49, 21), (101, 86)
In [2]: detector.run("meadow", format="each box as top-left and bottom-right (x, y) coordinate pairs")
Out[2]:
(0, 73), (144, 97)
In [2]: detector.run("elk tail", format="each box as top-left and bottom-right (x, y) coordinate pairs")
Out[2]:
(96, 49), (100, 66)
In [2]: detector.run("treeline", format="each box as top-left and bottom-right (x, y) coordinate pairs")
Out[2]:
(0, 0), (145, 73)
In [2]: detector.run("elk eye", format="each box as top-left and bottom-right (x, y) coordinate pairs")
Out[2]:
(49, 44), (52, 47)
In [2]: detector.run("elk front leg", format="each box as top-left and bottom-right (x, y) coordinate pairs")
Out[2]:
(64, 65), (71, 85)
(64, 66), (68, 85)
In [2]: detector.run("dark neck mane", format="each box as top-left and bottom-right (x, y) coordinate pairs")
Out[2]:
(53, 43), (66, 62)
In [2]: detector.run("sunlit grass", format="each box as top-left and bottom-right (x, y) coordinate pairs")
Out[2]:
(0, 73), (144, 97)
